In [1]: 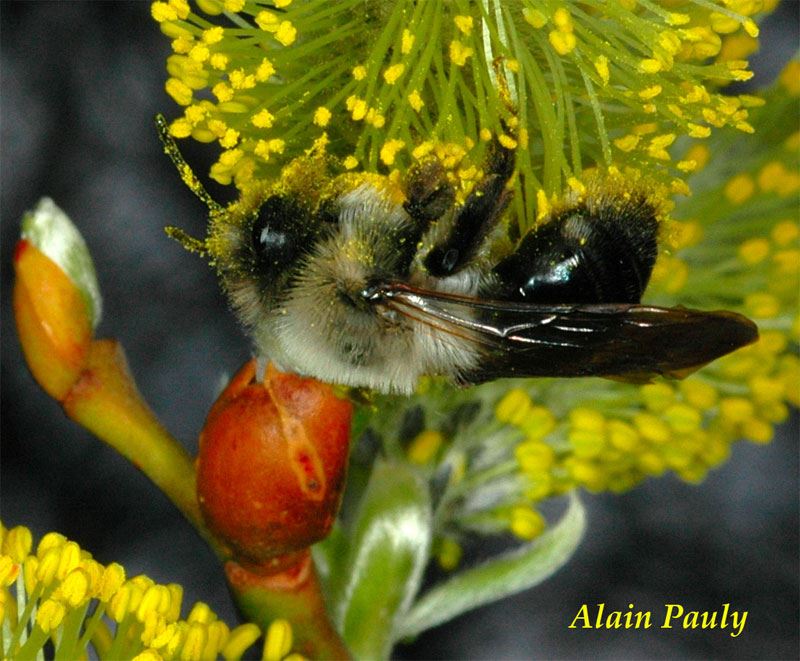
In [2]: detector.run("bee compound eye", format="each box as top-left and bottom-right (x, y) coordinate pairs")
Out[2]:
(250, 196), (307, 270)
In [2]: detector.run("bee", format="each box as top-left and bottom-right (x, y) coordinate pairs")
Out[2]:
(156, 115), (757, 395)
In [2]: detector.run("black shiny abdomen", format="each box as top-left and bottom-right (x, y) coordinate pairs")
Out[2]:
(491, 200), (659, 304)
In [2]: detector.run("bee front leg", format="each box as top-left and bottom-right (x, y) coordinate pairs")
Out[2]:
(423, 133), (515, 278)
(395, 159), (457, 275)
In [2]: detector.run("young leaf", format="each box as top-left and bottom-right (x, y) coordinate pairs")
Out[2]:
(399, 492), (586, 638)
(331, 460), (432, 660)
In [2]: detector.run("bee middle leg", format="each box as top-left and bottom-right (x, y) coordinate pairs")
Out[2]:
(423, 132), (515, 278)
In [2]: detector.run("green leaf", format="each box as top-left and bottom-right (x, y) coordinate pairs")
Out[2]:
(21, 197), (102, 328)
(331, 460), (431, 660)
(398, 492), (586, 639)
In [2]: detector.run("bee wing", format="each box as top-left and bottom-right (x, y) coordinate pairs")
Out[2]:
(368, 282), (759, 385)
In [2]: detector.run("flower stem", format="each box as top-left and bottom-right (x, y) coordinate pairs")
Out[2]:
(226, 551), (350, 660)
(60, 339), (225, 559)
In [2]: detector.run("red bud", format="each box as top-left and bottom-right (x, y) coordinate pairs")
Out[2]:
(197, 361), (352, 571)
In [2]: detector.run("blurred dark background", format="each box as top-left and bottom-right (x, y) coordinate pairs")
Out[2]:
(1, 3), (797, 659)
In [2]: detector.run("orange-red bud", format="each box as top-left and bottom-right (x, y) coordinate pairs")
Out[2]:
(197, 361), (352, 571)
(13, 239), (93, 400)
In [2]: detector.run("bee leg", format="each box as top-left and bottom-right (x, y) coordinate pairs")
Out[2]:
(424, 132), (515, 278)
(396, 159), (456, 274)
(404, 159), (456, 224)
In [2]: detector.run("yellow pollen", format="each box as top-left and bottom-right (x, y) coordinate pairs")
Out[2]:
(498, 134), (517, 149)
(744, 292), (780, 318)
(780, 61), (800, 96)
(207, 119), (227, 137)
(549, 30), (576, 55)
(647, 134), (676, 161)
(188, 44), (209, 63)
(251, 109), (275, 129)
(58, 568), (91, 607)
(553, 8), (572, 30)
(255, 58), (276, 82)
(380, 139), (405, 165)
(313, 106), (331, 127)
(495, 388), (531, 425)
(536, 189), (550, 221)
(724, 173), (756, 204)
(664, 404), (701, 434)
(567, 177), (585, 195)
(743, 19), (759, 38)
(346, 96), (368, 121)
(638, 59), (662, 73)
(187, 601), (214, 624)
(202, 27), (224, 44)
(614, 135), (639, 152)
(570, 407), (605, 433)
(56, 541), (81, 580)
(607, 420), (640, 451)
(594, 55), (610, 84)
(684, 143), (710, 170)
(687, 123), (711, 138)
(4, 526), (33, 561)
(165, 78), (193, 106)
(638, 85), (662, 99)
(680, 380), (718, 410)
(255, 10), (280, 31)
(219, 128), (238, 148)
(523, 8), (547, 28)
(209, 53), (228, 70)
(352, 65), (367, 81)
(641, 382), (675, 412)
(183, 623), (207, 661)
(36, 599), (66, 633)
(738, 238), (770, 264)
(719, 397), (755, 425)
(275, 21), (297, 46)
(509, 506), (546, 540)
(401, 29), (415, 54)
(633, 413), (670, 444)
(383, 63), (405, 85)
(454, 15), (474, 35)
(264, 619), (293, 661)
(667, 13), (690, 25)
(408, 90), (424, 112)
(408, 430), (444, 464)
(449, 40), (474, 66)
(223, 623), (262, 660)
(343, 155), (359, 170)
(151, 2), (178, 23)
(515, 439), (555, 471)
(771, 220), (799, 246)
(218, 148), (243, 167)
(0, 556), (20, 586)
(211, 82), (233, 102)
(709, 12), (740, 35)
(171, 36), (193, 54)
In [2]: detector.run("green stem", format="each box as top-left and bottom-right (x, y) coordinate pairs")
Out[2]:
(61, 339), (225, 560)
(226, 551), (350, 660)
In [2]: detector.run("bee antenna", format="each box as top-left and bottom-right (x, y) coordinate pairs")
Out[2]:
(155, 114), (223, 214)
(165, 225), (210, 256)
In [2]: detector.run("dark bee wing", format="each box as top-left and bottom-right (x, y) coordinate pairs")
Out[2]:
(367, 282), (759, 385)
